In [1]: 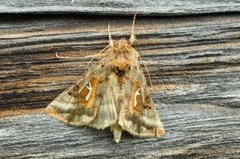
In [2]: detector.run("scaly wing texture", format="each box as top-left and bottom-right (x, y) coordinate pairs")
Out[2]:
(119, 67), (165, 138)
(88, 73), (118, 129)
(46, 64), (118, 129)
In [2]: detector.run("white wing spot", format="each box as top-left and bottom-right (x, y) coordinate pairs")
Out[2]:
(85, 82), (92, 101)
(134, 88), (141, 107)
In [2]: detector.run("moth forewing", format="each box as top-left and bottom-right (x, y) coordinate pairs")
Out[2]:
(87, 74), (118, 129)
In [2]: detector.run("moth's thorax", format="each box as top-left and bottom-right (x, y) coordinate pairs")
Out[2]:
(110, 38), (138, 71)
(111, 53), (131, 71)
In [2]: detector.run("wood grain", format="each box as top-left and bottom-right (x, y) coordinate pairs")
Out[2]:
(0, 0), (240, 15)
(0, 14), (240, 158)
(0, 105), (239, 158)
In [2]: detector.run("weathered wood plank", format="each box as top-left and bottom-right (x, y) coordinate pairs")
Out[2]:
(0, 13), (240, 159)
(0, 106), (240, 158)
(0, 0), (239, 15)
(0, 14), (240, 111)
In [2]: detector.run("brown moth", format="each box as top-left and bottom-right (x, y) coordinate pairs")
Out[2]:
(46, 15), (165, 143)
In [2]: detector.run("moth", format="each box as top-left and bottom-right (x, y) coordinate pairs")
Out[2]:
(46, 15), (165, 143)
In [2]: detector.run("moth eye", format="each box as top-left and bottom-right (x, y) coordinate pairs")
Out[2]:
(68, 92), (72, 95)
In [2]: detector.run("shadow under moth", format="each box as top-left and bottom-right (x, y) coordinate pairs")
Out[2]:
(46, 15), (165, 143)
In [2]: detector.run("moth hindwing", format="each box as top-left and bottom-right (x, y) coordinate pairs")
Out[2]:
(46, 20), (165, 143)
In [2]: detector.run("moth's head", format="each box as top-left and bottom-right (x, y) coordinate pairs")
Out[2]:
(109, 39), (130, 71)
(114, 38), (131, 51)
(108, 37), (139, 73)
(107, 14), (139, 72)
(118, 38), (130, 47)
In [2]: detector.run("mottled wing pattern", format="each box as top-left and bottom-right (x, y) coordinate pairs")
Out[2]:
(46, 64), (118, 129)
(119, 67), (165, 138)
(88, 73), (118, 129)
(46, 37), (165, 142)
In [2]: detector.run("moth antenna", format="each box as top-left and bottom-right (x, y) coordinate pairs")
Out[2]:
(130, 14), (137, 45)
(84, 54), (99, 73)
(138, 54), (153, 86)
(84, 48), (108, 73)
(83, 40), (112, 73)
(84, 53), (106, 58)
(108, 24), (114, 47)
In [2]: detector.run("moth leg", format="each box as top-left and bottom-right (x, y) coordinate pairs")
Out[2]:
(110, 124), (123, 143)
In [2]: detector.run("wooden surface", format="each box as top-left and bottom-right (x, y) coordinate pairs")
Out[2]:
(0, 0), (240, 15)
(1, 107), (240, 158)
(1, 14), (240, 158)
